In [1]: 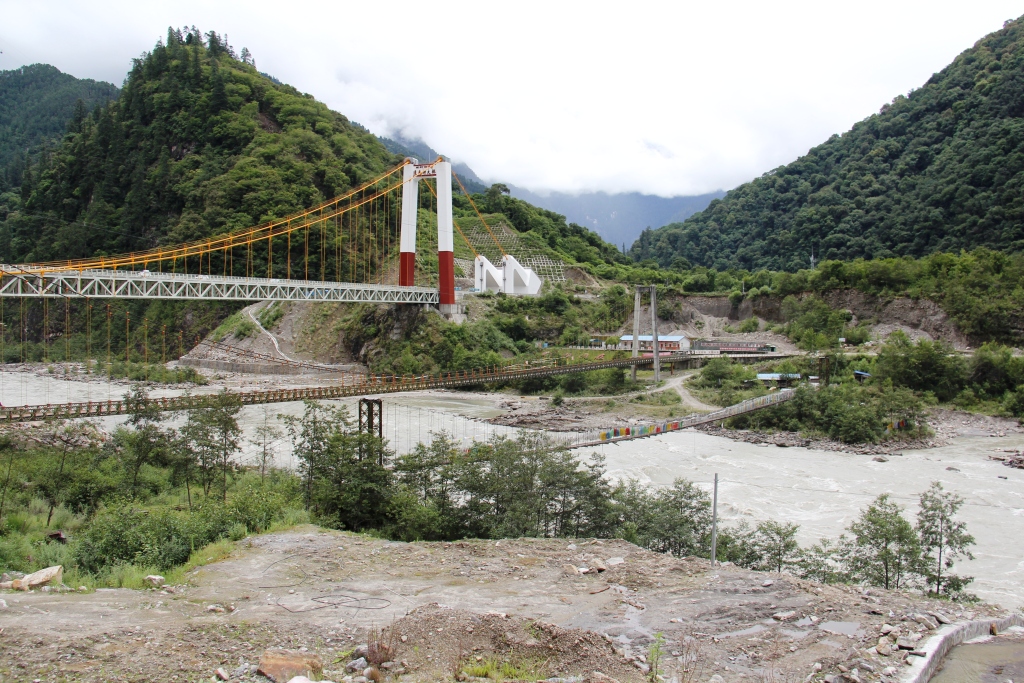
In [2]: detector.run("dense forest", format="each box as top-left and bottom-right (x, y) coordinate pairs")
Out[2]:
(631, 15), (1024, 271)
(0, 64), (118, 191)
(0, 30), (395, 263)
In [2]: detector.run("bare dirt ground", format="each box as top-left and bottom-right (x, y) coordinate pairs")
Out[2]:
(0, 527), (1010, 683)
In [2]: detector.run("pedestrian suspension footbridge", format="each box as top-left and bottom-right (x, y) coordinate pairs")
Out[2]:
(0, 156), (793, 424)
(0, 157), (534, 310)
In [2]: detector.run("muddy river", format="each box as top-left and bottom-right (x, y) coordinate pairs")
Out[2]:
(3, 369), (1023, 611)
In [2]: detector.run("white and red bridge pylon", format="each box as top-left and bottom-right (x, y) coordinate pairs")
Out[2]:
(399, 158), (457, 313)
(399, 157), (541, 311)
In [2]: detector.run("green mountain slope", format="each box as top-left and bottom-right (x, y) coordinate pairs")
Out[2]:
(0, 64), (119, 189)
(632, 16), (1024, 271)
(0, 29), (631, 279)
(0, 29), (395, 263)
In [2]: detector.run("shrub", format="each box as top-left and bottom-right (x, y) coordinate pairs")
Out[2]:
(74, 502), (233, 572)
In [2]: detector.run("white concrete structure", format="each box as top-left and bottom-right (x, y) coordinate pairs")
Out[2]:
(472, 254), (542, 295)
(503, 255), (542, 295)
(474, 255), (503, 292)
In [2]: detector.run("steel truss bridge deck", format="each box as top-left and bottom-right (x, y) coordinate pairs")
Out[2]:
(0, 353), (789, 423)
(0, 268), (439, 304)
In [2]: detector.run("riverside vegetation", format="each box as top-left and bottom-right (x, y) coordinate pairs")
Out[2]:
(0, 394), (976, 600)
(688, 331), (1024, 443)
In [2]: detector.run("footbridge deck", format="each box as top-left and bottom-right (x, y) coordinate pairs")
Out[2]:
(0, 352), (789, 423)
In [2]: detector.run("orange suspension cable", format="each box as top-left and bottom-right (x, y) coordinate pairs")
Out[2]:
(8, 163), (409, 276)
(424, 180), (479, 258)
(452, 170), (506, 257)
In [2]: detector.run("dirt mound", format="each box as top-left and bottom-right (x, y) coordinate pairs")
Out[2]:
(377, 603), (642, 682)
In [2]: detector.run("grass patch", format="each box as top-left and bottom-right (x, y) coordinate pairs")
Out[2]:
(462, 656), (547, 681)
(258, 301), (286, 330)
(211, 310), (256, 342)
(632, 389), (682, 406)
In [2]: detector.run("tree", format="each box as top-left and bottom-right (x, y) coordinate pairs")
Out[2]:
(121, 386), (169, 497)
(752, 520), (801, 573)
(797, 536), (850, 585)
(282, 400), (347, 510)
(0, 436), (16, 527)
(484, 183), (509, 213)
(179, 390), (242, 502)
(847, 494), (921, 590)
(251, 406), (282, 482)
(646, 478), (713, 557)
(917, 481), (975, 596)
(32, 420), (102, 525)
(203, 391), (242, 502)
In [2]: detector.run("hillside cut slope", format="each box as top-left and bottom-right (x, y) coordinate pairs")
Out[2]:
(632, 16), (1024, 271)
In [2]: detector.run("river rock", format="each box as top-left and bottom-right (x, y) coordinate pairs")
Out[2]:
(257, 649), (323, 682)
(587, 672), (621, 683)
(914, 613), (939, 630)
(772, 610), (798, 621)
(896, 637), (916, 650)
(12, 565), (63, 590)
(563, 564), (580, 576)
(346, 657), (368, 673)
(144, 574), (165, 588)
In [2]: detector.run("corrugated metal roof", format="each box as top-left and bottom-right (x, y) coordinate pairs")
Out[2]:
(757, 373), (801, 380)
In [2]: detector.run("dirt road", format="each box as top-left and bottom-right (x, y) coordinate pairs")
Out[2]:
(0, 527), (1006, 682)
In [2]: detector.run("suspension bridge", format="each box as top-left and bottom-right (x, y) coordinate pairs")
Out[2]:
(0, 156), (793, 426)
(0, 351), (788, 423)
(0, 157), (535, 309)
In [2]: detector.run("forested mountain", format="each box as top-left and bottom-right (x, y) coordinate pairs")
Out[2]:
(0, 64), (118, 190)
(631, 16), (1024, 271)
(0, 31), (631, 275)
(0, 29), (395, 263)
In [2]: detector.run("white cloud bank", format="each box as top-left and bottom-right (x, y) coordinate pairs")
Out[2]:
(1, 0), (1021, 196)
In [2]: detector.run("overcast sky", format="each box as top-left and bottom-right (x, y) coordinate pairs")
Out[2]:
(2, 1), (1022, 196)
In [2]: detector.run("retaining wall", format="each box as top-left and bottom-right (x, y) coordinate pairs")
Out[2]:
(180, 358), (360, 376)
(903, 612), (1024, 682)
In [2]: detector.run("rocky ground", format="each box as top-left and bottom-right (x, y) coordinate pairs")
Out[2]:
(0, 527), (1011, 683)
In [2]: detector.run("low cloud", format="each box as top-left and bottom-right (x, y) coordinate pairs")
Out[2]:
(2, 0), (1020, 196)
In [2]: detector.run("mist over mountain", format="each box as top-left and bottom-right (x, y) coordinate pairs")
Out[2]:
(378, 132), (724, 248)
(506, 187), (724, 250)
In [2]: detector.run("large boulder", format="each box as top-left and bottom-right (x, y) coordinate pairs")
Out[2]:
(257, 649), (323, 682)
(3, 565), (63, 591)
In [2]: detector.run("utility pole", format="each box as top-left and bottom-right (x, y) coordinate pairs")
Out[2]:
(650, 285), (660, 383)
(710, 473), (719, 567)
(631, 287), (642, 382)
